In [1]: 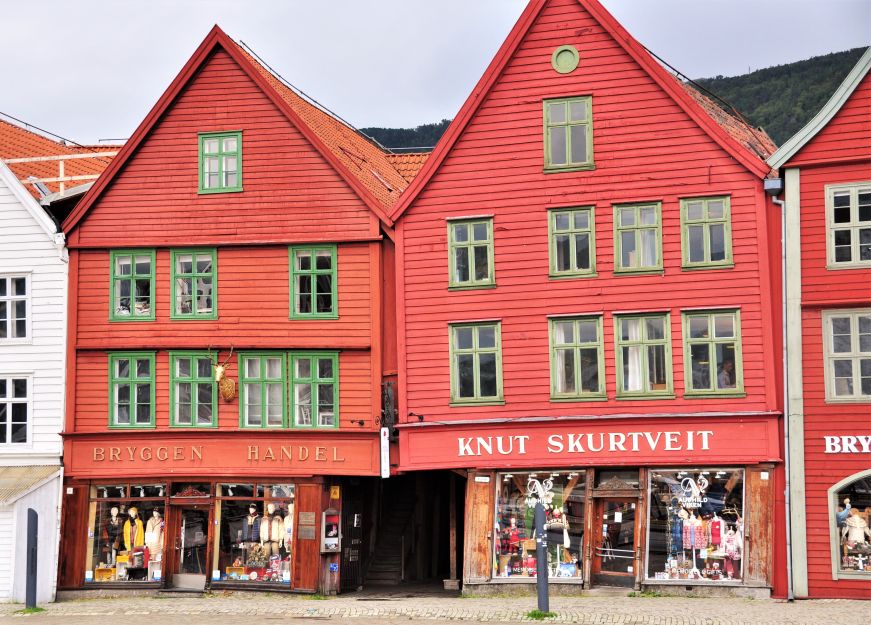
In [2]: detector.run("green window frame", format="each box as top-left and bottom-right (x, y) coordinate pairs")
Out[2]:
(290, 353), (339, 428)
(682, 310), (744, 396)
(109, 352), (156, 428)
(447, 218), (495, 289)
(239, 353), (286, 428)
(170, 352), (217, 427)
(681, 196), (733, 269)
(198, 131), (242, 194)
(615, 313), (673, 398)
(171, 249), (217, 319)
(549, 316), (605, 400)
(549, 207), (596, 277)
(614, 203), (663, 274)
(544, 96), (593, 172)
(449, 322), (503, 405)
(110, 250), (155, 321)
(289, 246), (338, 319)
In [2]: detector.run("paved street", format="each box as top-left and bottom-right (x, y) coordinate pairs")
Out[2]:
(1, 591), (868, 625)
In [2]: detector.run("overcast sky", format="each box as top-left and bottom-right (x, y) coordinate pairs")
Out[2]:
(1, 0), (868, 143)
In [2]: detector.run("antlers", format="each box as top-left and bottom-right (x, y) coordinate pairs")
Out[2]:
(207, 345), (235, 368)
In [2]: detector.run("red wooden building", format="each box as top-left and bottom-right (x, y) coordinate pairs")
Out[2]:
(769, 47), (871, 599)
(56, 26), (417, 594)
(392, 0), (787, 596)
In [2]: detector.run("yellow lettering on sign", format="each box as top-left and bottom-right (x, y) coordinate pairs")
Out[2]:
(93, 447), (105, 461)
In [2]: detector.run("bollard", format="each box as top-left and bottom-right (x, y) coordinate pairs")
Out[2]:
(534, 502), (549, 613)
(26, 508), (38, 609)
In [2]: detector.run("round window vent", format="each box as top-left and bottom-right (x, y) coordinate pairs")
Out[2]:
(551, 45), (580, 74)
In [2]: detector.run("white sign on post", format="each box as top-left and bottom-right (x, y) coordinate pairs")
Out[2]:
(380, 427), (390, 478)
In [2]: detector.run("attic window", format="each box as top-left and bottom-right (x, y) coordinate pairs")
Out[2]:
(199, 131), (243, 194)
(551, 45), (580, 74)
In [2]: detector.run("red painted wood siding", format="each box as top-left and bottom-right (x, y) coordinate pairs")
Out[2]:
(789, 75), (871, 167)
(69, 47), (378, 248)
(75, 244), (376, 349)
(71, 347), (373, 433)
(399, 0), (777, 424)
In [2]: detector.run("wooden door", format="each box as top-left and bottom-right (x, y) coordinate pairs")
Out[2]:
(57, 485), (88, 588)
(167, 503), (211, 590)
(745, 466), (773, 585)
(591, 498), (639, 587)
(463, 472), (494, 583)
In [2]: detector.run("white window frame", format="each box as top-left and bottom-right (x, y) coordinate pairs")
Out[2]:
(826, 182), (871, 269)
(822, 309), (871, 402)
(0, 374), (32, 446)
(0, 274), (31, 343)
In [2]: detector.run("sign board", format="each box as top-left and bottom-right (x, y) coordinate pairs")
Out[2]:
(299, 512), (316, 525)
(330, 485), (341, 500)
(380, 427), (390, 478)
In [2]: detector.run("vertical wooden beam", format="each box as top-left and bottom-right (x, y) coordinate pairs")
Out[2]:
(449, 472), (457, 581)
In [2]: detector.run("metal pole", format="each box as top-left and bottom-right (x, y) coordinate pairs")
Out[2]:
(534, 502), (548, 613)
(26, 508), (38, 608)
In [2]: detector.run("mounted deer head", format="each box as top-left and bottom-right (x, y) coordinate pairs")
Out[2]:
(209, 346), (237, 401)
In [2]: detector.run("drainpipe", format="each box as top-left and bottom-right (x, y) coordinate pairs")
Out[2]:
(765, 178), (793, 601)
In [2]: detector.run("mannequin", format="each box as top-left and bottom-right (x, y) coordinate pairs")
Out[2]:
(145, 509), (165, 560)
(123, 506), (145, 552)
(104, 506), (123, 565)
(241, 504), (261, 545)
(259, 503), (285, 557)
(842, 508), (871, 546)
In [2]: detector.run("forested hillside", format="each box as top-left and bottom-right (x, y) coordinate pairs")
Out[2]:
(362, 47), (867, 150)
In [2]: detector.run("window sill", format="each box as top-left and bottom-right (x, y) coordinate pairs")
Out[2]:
(826, 262), (871, 270)
(289, 314), (340, 320)
(834, 570), (871, 580)
(448, 283), (497, 291)
(615, 393), (675, 401)
(198, 187), (244, 195)
(169, 424), (219, 429)
(683, 391), (746, 399)
(548, 271), (598, 280)
(681, 263), (734, 271)
(109, 317), (156, 323)
(613, 268), (665, 277)
(170, 314), (219, 321)
(824, 396), (871, 404)
(107, 424), (157, 430)
(550, 395), (608, 403)
(450, 400), (506, 407)
(0, 337), (32, 345)
(543, 164), (596, 174)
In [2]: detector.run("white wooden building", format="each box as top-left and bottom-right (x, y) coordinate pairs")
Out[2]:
(0, 160), (66, 604)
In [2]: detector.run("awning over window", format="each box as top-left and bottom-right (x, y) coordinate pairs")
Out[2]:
(0, 465), (60, 505)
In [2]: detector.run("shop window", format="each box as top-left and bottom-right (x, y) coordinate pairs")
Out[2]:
(680, 197), (733, 269)
(544, 96), (593, 171)
(827, 182), (871, 267)
(289, 246), (337, 319)
(823, 309), (871, 401)
(109, 353), (155, 428)
(0, 275), (28, 340)
(0, 376), (28, 444)
(549, 316), (604, 399)
(647, 469), (745, 582)
(831, 472), (871, 575)
(683, 310), (744, 396)
(110, 250), (155, 321)
(214, 483), (294, 585)
(447, 218), (495, 289)
(449, 322), (503, 404)
(199, 131), (242, 193)
(171, 249), (217, 319)
(85, 483), (167, 583)
(614, 203), (662, 274)
(615, 314), (672, 397)
(549, 207), (596, 277)
(170, 352), (217, 427)
(494, 471), (586, 580)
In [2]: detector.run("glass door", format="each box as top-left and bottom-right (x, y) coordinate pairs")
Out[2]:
(170, 505), (210, 589)
(591, 498), (637, 587)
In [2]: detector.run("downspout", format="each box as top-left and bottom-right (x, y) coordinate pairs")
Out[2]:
(769, 184), (794, 601)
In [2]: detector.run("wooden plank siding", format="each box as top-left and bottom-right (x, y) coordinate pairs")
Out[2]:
(398, 0), (777, 424)
(68, 48), (379, 249)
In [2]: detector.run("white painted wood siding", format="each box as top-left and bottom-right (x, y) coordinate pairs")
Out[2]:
(10, 477), (62, 603)
(0, 508), (12, 600)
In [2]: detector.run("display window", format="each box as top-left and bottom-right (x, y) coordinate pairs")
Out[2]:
(494, 471), (586, 580)
(85, 483), (167, 583)
(646, 469), (744, 582)
(213, 483), (295, 585)
(832, 473), (871, 574)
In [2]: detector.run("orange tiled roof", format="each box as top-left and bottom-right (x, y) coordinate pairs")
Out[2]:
(0, 118), (118, 198)
(235, 44), (410, 210)
(386, 152), (430, 183)
(681, 83), (777, 162)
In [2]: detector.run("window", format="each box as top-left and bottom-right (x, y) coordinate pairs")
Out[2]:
(199, 131), (242, 193)
(549, 316), (604, 399)
(240, 354), (286, 428)
(614, 203), (662, 273)
(0, 377), (28, 444)
(830, 471), (871, 577)
(683, 310), (743, 395)
(450, 322), (503, 404)
(0, 276), (28, 340)
(823, 310), (871, 401)
(109, 353), (155, 427)
(647, 469), (745, 582)
(615, 314), (672, 397)
(110, 251), (155, 321)
(681, 197), (732, 268)
(290, 353), (338, 427)
(447, 218), (494, 288)
(827, 183), (871, 267)
(494, 471), (586, 580)
(171, 249), (216, 319)
(544, 97), (593, 171)
(289, 246), (337, 318)
(549, 208), (595, 277)
(170, 353), (217, 427)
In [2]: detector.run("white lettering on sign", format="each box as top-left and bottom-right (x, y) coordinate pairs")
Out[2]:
(824, 435), (871, 454)
(458, 430), (714, 458)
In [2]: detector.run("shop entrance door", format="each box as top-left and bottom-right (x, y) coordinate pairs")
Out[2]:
(170, 505), (210, 590)
(591, 498), (638, 588)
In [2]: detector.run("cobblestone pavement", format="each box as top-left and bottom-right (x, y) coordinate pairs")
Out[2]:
(1, 592), (868, 624)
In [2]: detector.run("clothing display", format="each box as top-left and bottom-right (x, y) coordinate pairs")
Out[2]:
(145, 512), (165, 559)
(123, 510), (145, 552)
